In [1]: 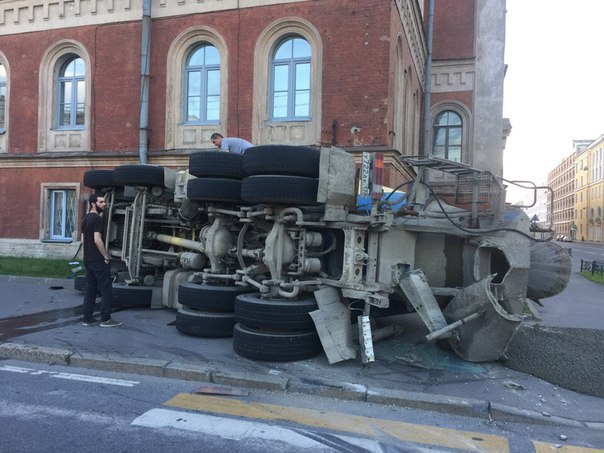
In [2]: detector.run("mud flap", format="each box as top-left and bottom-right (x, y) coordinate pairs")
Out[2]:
(310, 287), (357, 364)
(443, 276), (522, 362)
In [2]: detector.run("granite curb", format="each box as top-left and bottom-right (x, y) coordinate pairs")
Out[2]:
(1, 341), (602, 430)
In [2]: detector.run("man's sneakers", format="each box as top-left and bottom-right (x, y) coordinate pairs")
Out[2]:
(82, 317), (99, 326)
(99, 318), (123, 328)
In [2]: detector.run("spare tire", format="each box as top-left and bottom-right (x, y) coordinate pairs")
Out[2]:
(233, 323), (321, 362)
(234, 292), (318, 331)
(83, 170), (118, 189)
(113, 165), (165, 187)
(178, 282), (253, 312)
(189, 152), (244, 179)
(176, 307), (236, 338)
(187, 178), (242, 203)
(241, 175), (318, 205)
(243, 145), (321, 177)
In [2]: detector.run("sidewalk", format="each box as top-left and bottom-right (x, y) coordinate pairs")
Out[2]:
(0, 274), (602, 430)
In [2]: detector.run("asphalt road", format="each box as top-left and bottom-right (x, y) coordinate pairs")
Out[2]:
(2, 359), (602, 452)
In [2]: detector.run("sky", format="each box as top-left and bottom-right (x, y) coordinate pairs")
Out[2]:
(502, 0), (604, 202)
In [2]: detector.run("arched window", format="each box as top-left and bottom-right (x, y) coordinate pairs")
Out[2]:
(56, 56), (85, 128)
(433, 110), (462, 162)
(0, 64), (6, 131)
(270, 35), (311, 121)
(184, 44), (220, 124)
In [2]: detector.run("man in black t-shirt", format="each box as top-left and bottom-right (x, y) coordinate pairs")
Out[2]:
(81, 193), (122, 327)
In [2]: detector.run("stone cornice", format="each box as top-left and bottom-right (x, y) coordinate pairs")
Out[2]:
(0, 150), (193, 167)
(0, 0), (311, 35)
(431, 59), (475, 93)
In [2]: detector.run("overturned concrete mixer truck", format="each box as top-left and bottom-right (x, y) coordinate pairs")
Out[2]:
(82, 145), (571, 364)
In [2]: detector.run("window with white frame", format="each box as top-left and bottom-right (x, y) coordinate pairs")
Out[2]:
(185, 44), (220, 124)
(0, 64), (5, 131)
(270, 35), (311, 121)
(433, 110), (462, 162)
(41, 186), (78, 242)
(56, 56), (85, 129)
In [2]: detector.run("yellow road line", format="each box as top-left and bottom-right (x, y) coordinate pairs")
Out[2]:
(165, 393), (509, 452)
(534, 441), (604, 453)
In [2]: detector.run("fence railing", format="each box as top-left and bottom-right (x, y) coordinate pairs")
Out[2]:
(581, 259), (604, 275)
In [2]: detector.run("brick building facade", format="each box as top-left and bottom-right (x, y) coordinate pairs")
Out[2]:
(0, 0), (508, 258)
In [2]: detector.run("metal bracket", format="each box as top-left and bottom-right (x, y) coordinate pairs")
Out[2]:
(358, 315), (375, 363)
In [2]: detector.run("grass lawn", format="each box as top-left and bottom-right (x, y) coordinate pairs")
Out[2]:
(0, 256), (79, 279)
(580, 271), (604, 285)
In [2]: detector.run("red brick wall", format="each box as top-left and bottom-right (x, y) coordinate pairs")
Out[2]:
(432, 0), (475, 60)
(0, 23), (141, 154)
(149, 0), (393, 151)
(0, 167), (90, 238)
(431, 91), (473, 109)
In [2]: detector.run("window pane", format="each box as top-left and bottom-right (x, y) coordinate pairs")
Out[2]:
(62, 81), (72, 104)
(188, 48), (203, 67)
(448, 146), (461, 162)
(76, 80), (85, 104)
(73, 58), (85, 77)
(434, 112), (448, 127)
(448, 127), (462, 145)
(294, 90), (310, 117)
(446, 112), (462, 126)
(205, 45), (220, 65)
(65, 190), (76, 237)
(0, 92), (5, 129)
(433, 145), (446, 159)
(292, 37), (311, 58)
(274, 38), (293, 60)
(207, 69), (220, 96)
(272, 92), (288, 118)
(51, 191), (64, 238)
(188, 71), (201, 96)
(60, 81), (72, 125)
(206, 96), (219, 121)
(187, 99), (200, 122)
(295, 63), (310, 90)
(273, 65), (289, 92)
(61, 60), (74, 77)
(0, 65), (5, 83)
(76, 103), (85, 125)
(433, 128), (446, 146)
(206, 70), (220, 121)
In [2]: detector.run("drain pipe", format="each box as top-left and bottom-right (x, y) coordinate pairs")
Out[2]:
(415, 0), (435, 207)
(139, 0), (151, 164)
(421, 0), (435, 158)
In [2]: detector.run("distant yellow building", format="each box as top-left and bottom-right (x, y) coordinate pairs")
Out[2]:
(575, 135), (604, 242)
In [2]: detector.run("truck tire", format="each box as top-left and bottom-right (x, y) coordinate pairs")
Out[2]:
(112, 283), (153, 308)
(113, 164), (165, 187)
(74, 275), (87, 292)
(241, 175), (318, 205)
(187, 178), (242, 203)
(242, 145), (321, 177)
(233, 323), (322, 362)
(176, 307), (236, 337)
(189, 152), (244, 179)
(83, 170), (118, 189)
(234, 293), (317, 331)
(178, 282), (253, 312)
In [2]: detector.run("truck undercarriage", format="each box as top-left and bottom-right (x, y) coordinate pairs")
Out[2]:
(83, 146), (571, 364)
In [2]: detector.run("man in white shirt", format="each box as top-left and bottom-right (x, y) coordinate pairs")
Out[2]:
(211, 133), (253, 155)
